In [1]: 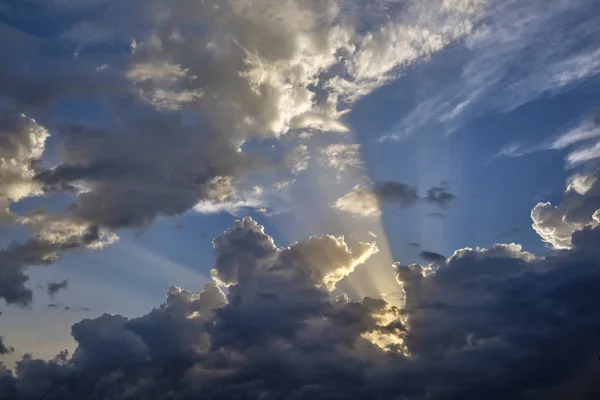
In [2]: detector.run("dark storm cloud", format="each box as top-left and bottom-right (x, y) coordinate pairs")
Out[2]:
(46, 280), (69, 297)
(1, 217), (394, 399)
(4, 216), (600, 398)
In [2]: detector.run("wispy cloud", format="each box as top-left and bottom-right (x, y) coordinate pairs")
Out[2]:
(382, 0), (600, 141)
(490, 116), (600, 167)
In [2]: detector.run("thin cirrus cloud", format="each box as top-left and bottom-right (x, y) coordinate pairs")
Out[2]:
(491, 114), (600, 167)
(382, 0), (600, 141)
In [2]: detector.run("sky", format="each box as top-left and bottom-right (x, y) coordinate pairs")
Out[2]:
(1, 0), (600, 398)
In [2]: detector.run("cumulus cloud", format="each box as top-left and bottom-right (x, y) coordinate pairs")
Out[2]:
(335, 181), (455, 216)
(211, 216), (377, 291)
(335, 184), (382, 216)
(0, 113), (49, 223)
(531, 169), (600, 249)
(4, 214), (600, 398)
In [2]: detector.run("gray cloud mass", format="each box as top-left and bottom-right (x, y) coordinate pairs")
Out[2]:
(0, 213), (599, 398)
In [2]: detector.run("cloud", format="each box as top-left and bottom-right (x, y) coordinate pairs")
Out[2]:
(335, 181), (455, 216)
(47, 303), (91, 312)
(319, 143), (364, 175)
(0, 0), (485, 308)
(211, 216), (377, 291)
(334, 184), (382, 216)
(531, 169), (600, 249)
(0, 113), (49, 223)
(0, 337), (13, 355)
(284, 145), (310, 174)
(492, 114), (600, 166)
(419, 250), (446, 265)
(425, 182), (456, 207)
(383, 0), (600, 140)
(46, 280), (69, 297)
(0, 211), (116, 306)
(5, 212), (600, 398)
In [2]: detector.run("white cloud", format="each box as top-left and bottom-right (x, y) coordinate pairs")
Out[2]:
(491, 116), (600, 167)
(531, 170), (600, 249)
(284, 145), (310, 174)
(566, 141), (600, 167)
(334, 185), (381, 217)
(383, 0), (600, 141)
(550, 120), (600, 150)
(319, 143), (363, 174)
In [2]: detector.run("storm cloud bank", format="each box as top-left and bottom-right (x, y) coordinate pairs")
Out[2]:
(2, 209), (600, 399)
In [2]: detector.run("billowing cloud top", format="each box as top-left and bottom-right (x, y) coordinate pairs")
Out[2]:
(2, 214), (600, 398)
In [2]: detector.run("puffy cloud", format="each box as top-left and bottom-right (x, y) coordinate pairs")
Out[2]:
(334, 184), (382, 216)
(279, 235), (379, 291)
(46, 280), (69, 297)
(335, 181), (455, 216)
(0, 218), (398, 399)
(0, 113), (49, 222)
(211, 216), (278, 286)
(6, 214), (600, 398)
(212, 216), (377, 291)
(531, 169), (600, 249)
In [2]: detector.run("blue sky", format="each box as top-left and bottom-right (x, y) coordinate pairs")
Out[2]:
(1, 1), (600, 397)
